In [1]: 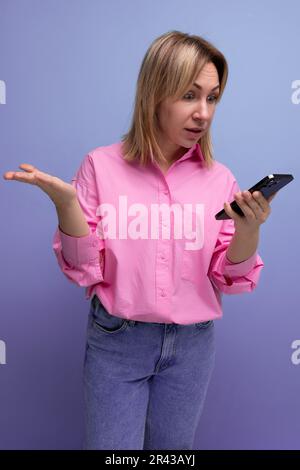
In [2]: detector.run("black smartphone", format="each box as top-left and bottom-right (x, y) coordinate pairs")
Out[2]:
(215, 173), (294, 220)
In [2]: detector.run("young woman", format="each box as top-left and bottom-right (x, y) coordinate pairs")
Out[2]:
(3, 30), (275, 450)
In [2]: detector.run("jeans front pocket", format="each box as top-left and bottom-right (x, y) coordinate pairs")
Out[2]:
(195, 320), (214, 330)
(90, 295), (129, 334)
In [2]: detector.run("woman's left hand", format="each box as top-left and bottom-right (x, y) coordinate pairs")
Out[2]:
(224, 191), (277, 234)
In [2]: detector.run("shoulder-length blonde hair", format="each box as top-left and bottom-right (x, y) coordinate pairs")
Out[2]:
(121, 30), (228, 170)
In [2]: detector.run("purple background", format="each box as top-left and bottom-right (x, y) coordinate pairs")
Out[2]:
(0, 0), (299, 449)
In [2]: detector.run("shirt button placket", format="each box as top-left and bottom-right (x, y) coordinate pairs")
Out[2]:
(156, 184), (171, 311)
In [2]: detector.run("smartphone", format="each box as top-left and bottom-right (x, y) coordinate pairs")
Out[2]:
(215, 173), (294, 220)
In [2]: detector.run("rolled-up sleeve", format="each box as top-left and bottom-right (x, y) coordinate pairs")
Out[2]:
(52, 154), (105, 288)
(208, 178), (264, 294)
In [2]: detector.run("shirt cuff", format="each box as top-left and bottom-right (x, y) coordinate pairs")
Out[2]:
(58, 225), (105, 266)
(222, 250), (259, 278)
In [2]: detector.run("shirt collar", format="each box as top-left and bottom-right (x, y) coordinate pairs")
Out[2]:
(146, 142), (205, 173)
(178, 142), (204, 163)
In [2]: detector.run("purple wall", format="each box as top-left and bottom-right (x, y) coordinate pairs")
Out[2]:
(0, 0), (299, 449)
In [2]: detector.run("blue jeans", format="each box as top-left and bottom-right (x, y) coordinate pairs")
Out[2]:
(82, 294), (216, 450)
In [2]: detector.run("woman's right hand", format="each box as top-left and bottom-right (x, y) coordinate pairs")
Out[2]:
(3, 163), (77, 208)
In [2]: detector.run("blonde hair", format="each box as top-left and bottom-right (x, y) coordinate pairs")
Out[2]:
(121, 30), (228, 170)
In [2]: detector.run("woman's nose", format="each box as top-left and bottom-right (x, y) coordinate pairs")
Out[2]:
(193, 102), (211, 120)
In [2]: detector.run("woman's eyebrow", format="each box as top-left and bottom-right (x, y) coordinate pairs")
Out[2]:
(193, 83), (220, 91)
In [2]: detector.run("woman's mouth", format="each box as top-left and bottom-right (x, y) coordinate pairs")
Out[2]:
(184, 128), (203, 137)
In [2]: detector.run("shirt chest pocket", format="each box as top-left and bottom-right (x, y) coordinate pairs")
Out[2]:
(180, 206), (205, 282)
(181, 246), (201, 283)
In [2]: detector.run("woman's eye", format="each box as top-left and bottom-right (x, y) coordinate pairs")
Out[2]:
(183, 92), (219, 102)
(183, 92), (194, 100)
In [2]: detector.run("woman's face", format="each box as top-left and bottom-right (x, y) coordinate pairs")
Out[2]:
(156, 61), (220, 162)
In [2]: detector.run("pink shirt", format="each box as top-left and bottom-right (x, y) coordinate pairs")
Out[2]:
(52, 141), (264, 324)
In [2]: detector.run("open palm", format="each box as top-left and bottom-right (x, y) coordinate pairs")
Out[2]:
(3, 163), (77, 208)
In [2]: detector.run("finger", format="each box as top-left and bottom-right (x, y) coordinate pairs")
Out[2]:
(241, 191), (264, 216)
(17, 164), (52, 182)
(3, 164), (36, 180)
(18, 163), (36, 172)
(3, 168), (41, 185)
(251, 191), (269, 210)
(224, 201), (239, 220)
(3, 171), (15, 180)
(3, 171), (36, 183)
(3, 171), (27, 180)
(234, 192), (257, 219)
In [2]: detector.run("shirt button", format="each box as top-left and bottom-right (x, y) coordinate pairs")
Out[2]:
(161, 289), (166, 297)
(160, 254), (165, 260)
